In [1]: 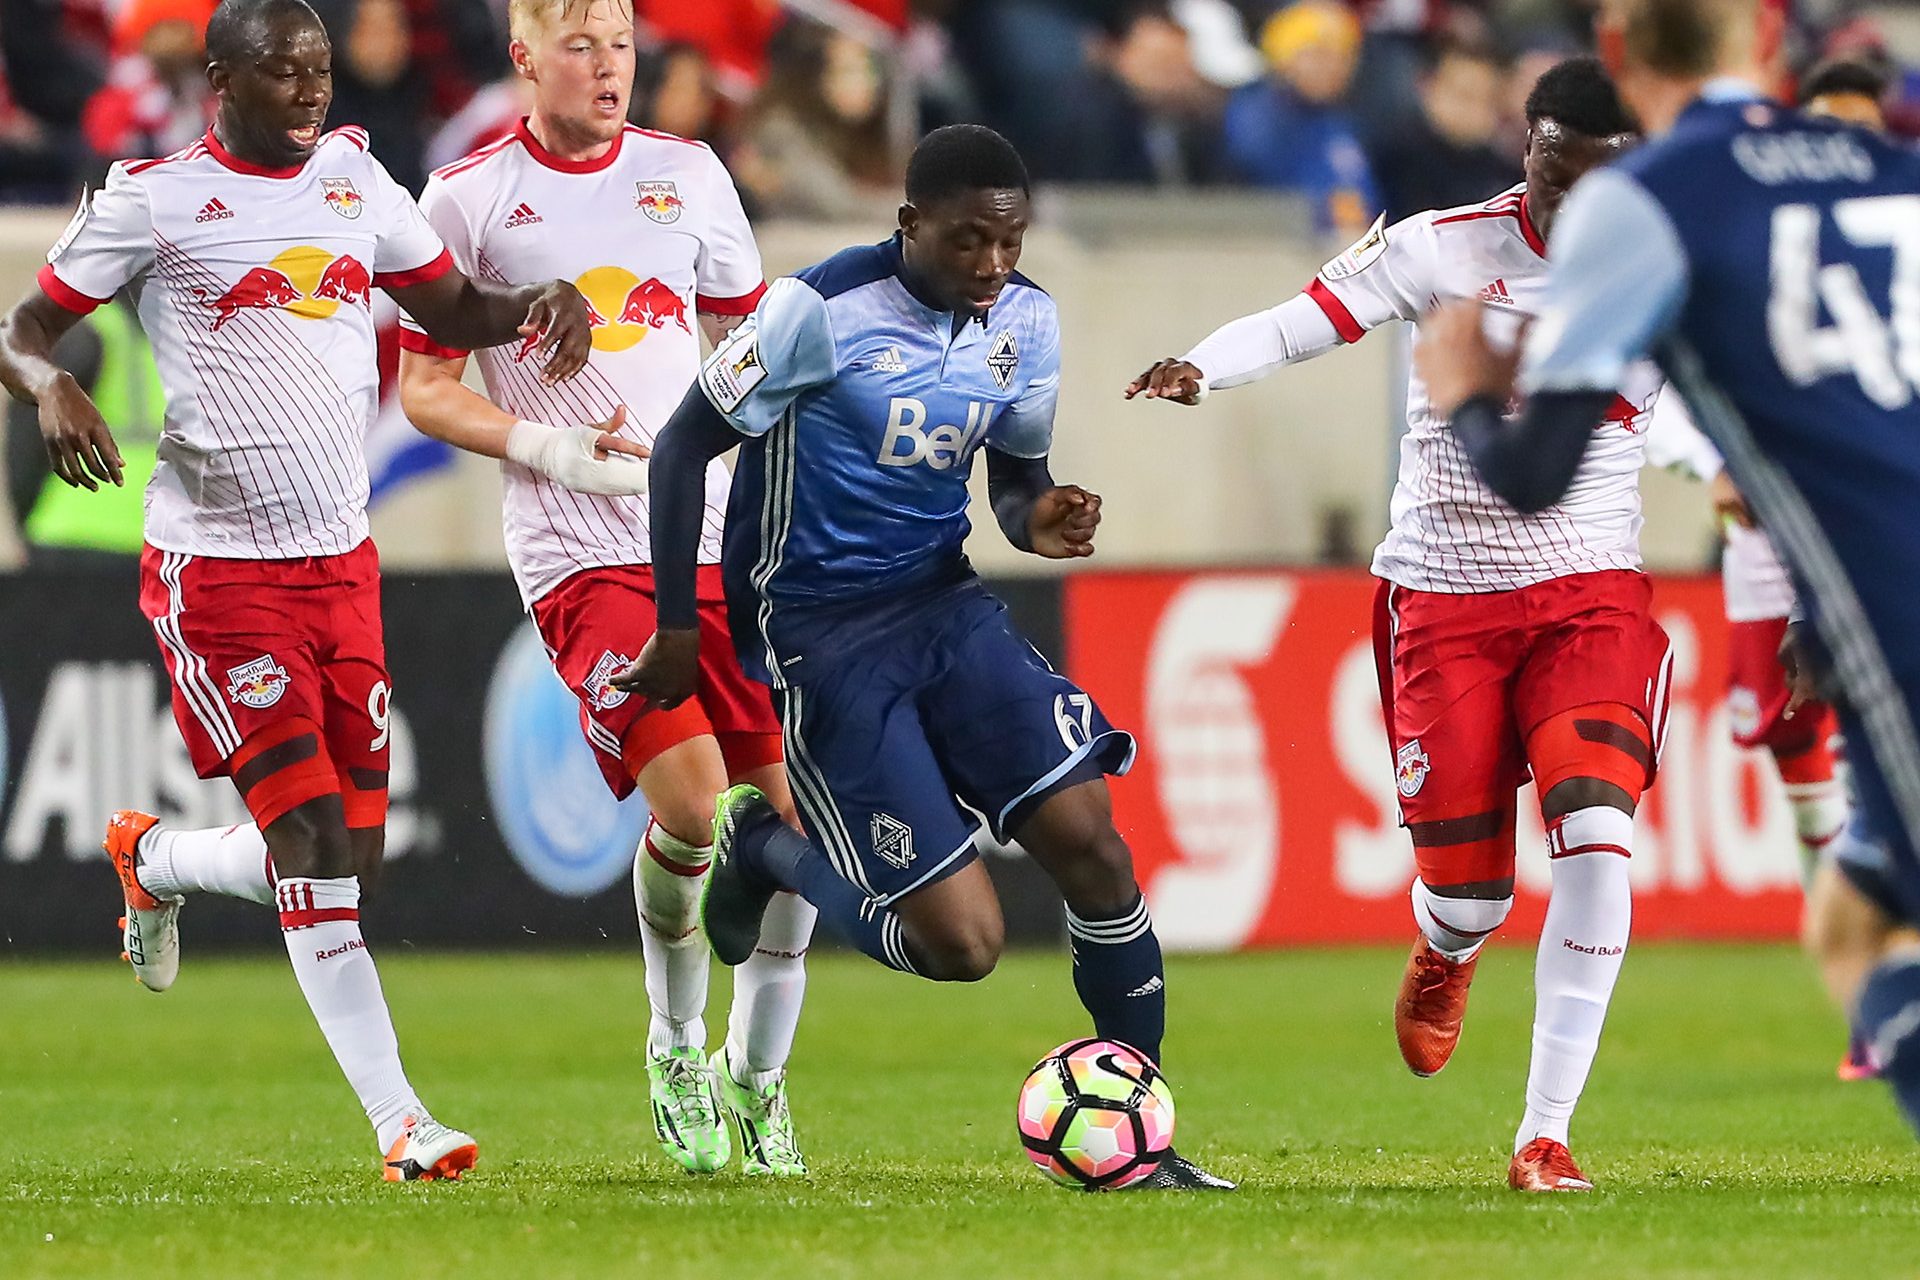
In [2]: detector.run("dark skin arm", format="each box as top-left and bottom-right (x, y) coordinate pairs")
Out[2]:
(986, 447), (1101, 558)
(0, 291), (122, 491)
(384, 269), (593, 383)
(7, 318), (99, 515)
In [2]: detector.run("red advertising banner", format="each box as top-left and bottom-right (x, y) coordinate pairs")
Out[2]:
(1065, 570), (1806, 950)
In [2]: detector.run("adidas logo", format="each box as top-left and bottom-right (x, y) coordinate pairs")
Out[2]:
(869, 345), (907, 373)
(504, 201), (542, 228)
(1126, 976), (1164, 998)
(1478, 278), (1514, 305)
(194, 197), (234, 223)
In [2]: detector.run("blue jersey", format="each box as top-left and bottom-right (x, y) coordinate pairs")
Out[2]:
(696, 233), (1060, 683)
(1520, 80), (1920, 857)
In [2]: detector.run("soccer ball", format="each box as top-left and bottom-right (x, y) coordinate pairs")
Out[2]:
(1016, 1039), (1175, 1190)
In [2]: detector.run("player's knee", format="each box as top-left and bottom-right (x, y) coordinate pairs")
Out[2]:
(263, 797), (355, 880)
(912, 916), (1005, 983)
(1540, 776), (1637, 819)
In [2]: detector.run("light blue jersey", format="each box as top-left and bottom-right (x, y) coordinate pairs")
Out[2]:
(697, 233), (1060, 683)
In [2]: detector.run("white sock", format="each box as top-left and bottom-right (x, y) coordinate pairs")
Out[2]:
(635, 819), (712, 1055)
(1518, 807), (1634, 1153)
(1411, 877), (1512, 961)
(1784, 779), (1849, 886)
(138, 822), (273, 904)
(276, 876), (421, 1151)
(726, 891), (817, 1088)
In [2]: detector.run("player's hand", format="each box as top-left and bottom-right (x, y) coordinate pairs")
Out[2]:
(1710, 471), (1755, 530)
(1779, 620), (1822, 719)
(505, 408), (651, 496)
(38, 372), (123, 491)
(1028, 485), (1101, 559)
(1416, 302), (1524, 419)
(611, 628), (700, 710)
(518, 280), (593, 384)
(1124, 359), (1206, 405)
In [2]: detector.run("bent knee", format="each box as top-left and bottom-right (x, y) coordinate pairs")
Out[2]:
(914, 921), (1005, 983)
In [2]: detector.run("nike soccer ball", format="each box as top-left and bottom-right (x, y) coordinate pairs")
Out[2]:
(1016, 1039), (1175, 1190)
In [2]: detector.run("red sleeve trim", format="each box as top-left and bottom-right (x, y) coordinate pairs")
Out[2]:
(375, 247), (454, 289)
(1305, 278), (1365, 345)
(398, 328), (470, 360)
(36, 264), (108, 315)
(696, 282), (767, 316)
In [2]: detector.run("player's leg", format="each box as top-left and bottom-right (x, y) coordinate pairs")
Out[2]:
(1730, 616), (1851, 881)
(1374, 581), (1529, 1077)
(1507, 571), (1670, 1189)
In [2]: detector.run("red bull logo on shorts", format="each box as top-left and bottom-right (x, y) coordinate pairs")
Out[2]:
(634, 181), (683, 224)
(583, 649), (636, 711)
(1395, 738), (1430, 799)
(226, 655), (292, 709)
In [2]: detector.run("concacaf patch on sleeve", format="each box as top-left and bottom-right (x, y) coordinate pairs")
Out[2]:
(700, 320), (767, 414)
(47, 188), (90, 264)
(1317, 213), (1388, 282)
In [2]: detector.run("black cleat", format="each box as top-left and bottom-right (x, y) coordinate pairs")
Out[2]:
(1133, 1151), (1238, 1191)
(700, 784), (782, 967)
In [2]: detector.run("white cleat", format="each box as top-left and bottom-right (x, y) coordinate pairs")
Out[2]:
(106, 811), (181, 992)
(382, 1112), (479, 1182)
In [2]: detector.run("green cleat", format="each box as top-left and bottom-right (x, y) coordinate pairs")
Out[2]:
(647, 1047), (731, 1174)
(711, 1047), (807, 1177)
(701, 783), (781, 967)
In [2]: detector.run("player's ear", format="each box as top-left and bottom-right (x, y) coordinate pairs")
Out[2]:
(206, 58), (228, 95)
(508, 38), (535, 82)
(897, 203), (919, 242)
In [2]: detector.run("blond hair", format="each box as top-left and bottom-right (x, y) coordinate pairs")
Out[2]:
(507, 0), (633, 43)
(1616, 0), (1760, 78)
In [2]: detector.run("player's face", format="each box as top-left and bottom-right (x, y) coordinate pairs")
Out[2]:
(512, 1), (635, 149)
(898, 188), (1030, 317)
(1523, 119), (1638, 240)
(208, 16), (333, 168)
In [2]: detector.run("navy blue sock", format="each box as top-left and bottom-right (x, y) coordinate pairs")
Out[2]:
(737, 814), (918, 974)
(1065, 894), (1166, 1067)
(1856, 954), (1920, 1135)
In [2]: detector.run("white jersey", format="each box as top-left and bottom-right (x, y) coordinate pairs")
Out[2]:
(1644, 382), (1797, 621)
(1306, 187), (1664, 593)
(401, 121), (765, 605)
(39, 127), (450, 559)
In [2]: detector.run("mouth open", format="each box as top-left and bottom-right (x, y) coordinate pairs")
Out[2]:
(594, 90), (621, 115)
(288, 123), (321, 148)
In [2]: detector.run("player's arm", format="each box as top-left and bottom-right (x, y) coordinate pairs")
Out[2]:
(396, 348), (649, 496)
(387, 270), (593, 384)
(987, 450), (1100, 558)
(692, 148), (769, 352)
(1418, 170), (1690, 513)
(1124, 213), (1421, 405)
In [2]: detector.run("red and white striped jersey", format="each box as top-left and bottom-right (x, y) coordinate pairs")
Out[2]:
(1307, 185), (1664, 593)
(400, 120), (765, 605)
(37, 127), (451, 559)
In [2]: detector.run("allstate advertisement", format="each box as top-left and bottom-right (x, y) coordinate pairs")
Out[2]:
(0, 570), (1066, 951)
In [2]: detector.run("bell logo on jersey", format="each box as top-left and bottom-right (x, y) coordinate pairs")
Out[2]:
(191, 247), (373, 330)
(877, 398), (992, 471)
(226, 656), (291, 709)
(573, 266), (690, 352)
(321, 177), (364, 220)
(1395, 739), (1430, 798)
(635, 181), (683, 224)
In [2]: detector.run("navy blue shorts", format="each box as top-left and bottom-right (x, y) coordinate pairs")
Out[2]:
(773, 586), (1134, 903)
(1835, 702), (1920, 926)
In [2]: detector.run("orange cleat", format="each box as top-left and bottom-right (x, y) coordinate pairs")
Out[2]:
(1838, 1036), (1882, 1082)
(382, 1114), (479, 1183)
(1394, 937), (1478, 1076)
(1509, 1138), (1594, 1192)
(105, 810), (180, 992)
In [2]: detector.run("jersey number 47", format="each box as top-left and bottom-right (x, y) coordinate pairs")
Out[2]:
(1767, 194), (1920, 411)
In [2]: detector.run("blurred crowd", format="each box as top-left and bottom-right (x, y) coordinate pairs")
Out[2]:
(0, 0), (1915, 232)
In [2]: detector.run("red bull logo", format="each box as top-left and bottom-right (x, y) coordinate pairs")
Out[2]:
(1602, 393), (1647, 433)
(618, 277), (691, 335)
(191, 251), (372, 331)
(225, 655), (291, 709)
(634, 181), (683, 225)
(1394, 739), (1430, 799)
(321, 177), (364, 221)
(582, 297), (610, 329)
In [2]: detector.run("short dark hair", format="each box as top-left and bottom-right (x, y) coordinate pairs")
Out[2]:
(1798, 57), (1892, 107)
(904, 124), (1030, 207)
(1525, 56), (1637, 137)
(206, 0), (323, 67)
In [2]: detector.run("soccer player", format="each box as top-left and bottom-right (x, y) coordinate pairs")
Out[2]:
(614, 124), (1234, 1191)
(1127, 58), (1656, 1192)
(395, 0), (815, 1176)
(1414, 0), (1920, 1138)
(0, 0), (594, 1181)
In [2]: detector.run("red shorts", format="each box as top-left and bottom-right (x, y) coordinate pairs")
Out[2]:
(139, 540), (390, 825)
(1726, 615), (1839, 753)
(530, 563), (782, 799)
(1373, 570), (1673, 824)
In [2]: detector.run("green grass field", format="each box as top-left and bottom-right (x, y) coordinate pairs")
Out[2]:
(3, 944), (1916, 1279)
